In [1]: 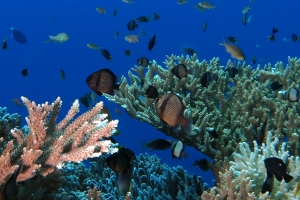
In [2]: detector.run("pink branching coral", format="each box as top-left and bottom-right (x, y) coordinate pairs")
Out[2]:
(0, 96), (118, 186)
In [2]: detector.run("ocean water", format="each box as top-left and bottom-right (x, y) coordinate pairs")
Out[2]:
(0, 0), (299, 188)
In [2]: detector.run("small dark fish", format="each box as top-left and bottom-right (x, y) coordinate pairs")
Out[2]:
(11, 27), (27, 43)
(191, 158), (210, 171)
(270, 82), (283, 91)
(146, 85), (158, 99)
(272, 27), (278, 35)
(100, 49), (112, 61)
(183, 48), (197, 56)
(171, 141), (188, 159)
(265, 157), (293, 182)
(136, 16), (151, 23)
(115, 107), (122, 115)
(200, 72), (214, 87)
(106, 152), (131, 173)
(148, 34), (157, 51)
(172, 64), (188, 79)
(113, 7), (118, 17)
(202, 22), (208, 32)
(252, 56), (257, 64)
(21, 69), (28, 77)
(227, 36), (238, 43)
(268, 35), (275, 41)
(285, 87), (299, 102)
(262, 157), (293, 194)
(145, 85), (158, 99)
(142, 138), (172, 150)
(2, 37), (8, 50)
(124, 50), (132, 56)
(256, 120), (267, 145)
(79, 96), (90, 109)
(0, 162), (22, 200)
(115, 31), (119, 38)
(292, 34), (298, 42)
(12, 98), (22, 107)
(86, 68), (120, 96)
(127, 20), (138, 31)
(153, 12), (160, 20)
(224, 67), (238, 78)
(156, 93), (192, 135)
(60, 69), (65, 80)
(208, 128), (217, 138)
(137, 57), (150, 67)
(242, 13), (247, 26)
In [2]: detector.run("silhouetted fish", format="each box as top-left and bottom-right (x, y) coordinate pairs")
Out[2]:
(145, 85), (158, 99)
(86, 68), (119, 96)
(11, 28), (27, 43)
(148, 34), (157, 51)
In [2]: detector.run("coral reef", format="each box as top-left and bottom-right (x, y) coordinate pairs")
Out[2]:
(11, 153), (206, 200)
(0, 97), (118, 187)
(0, 107), (21, 154)
(103, 54), (300, 197)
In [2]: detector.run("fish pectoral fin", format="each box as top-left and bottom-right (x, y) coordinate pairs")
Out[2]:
(45, 40), (52, 43)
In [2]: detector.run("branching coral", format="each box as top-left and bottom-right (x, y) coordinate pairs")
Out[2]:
(103, 54), (300, 183)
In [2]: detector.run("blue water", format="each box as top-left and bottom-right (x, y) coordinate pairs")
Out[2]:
(0, 0), (299, 187)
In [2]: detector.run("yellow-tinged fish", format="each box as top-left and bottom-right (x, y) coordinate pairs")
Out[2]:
(125, 34), (140, 43)
(45, 33), (69, 43)
(87, 43), (100, 50)
(242, 5), (251, 14)
(219, 37), (245, 61)
(199, 1), (216, 9)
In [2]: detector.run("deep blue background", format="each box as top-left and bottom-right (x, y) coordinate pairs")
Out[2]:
(0, 0), (299, 187)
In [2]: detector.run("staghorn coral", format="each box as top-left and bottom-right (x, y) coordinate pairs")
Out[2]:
(103, 54), (300, 181)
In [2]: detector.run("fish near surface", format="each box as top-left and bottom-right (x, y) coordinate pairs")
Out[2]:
(156, 93), (192, 135)
(46, 33), (69, 43)
(86, 68), (119, 96)
(198, 1), (216, 9)
(220, 37), (245, 61)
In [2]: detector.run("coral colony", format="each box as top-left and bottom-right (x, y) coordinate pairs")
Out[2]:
(1, 55), (300, 199)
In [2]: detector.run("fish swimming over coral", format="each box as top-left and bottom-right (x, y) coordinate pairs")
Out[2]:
(172, 64), (188, 79)
(220, 37), (245, 61)
(86, 68), (119, 96)
(141, 138), (172, 150)
(171, 140), (188, 159)
(156, 93), (192, 135)
(261, 157), (293, 194)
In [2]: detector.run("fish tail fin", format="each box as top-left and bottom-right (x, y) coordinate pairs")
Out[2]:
(182, 118), (193, 135)
(182, 151), (189, 159)
(45, 36), (53, 43)
(140, 140), (148, 150)
(219, 36), (227, 45)
(283, 174), (293, 183)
